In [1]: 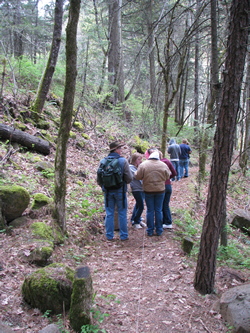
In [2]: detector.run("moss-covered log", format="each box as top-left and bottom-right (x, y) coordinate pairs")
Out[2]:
(0, 124), (50, 155)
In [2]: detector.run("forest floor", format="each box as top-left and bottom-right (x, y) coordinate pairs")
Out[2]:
(0, 126), (250, 333)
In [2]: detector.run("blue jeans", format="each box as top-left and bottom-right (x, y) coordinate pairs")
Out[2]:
(163, 184), (172, 225)
(131, 191), (144, 224)
(179, 159), (189, 178)
(171, 161), (180, 181)
(145, 192), (165, 236)
(104, 191), (128, 240)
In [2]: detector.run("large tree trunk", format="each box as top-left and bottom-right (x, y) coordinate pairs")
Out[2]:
(240, 50), (250, 175)
(108, 0), (124, 106)
(194, 0), (200, 142)
(32, 0), (64, 122)
(199, 0), (221, 180)
(194, 0), (249, 295)
(13, 0), (23, 59)
(146, 0), (156, 122)
(54, 0), (81, 232)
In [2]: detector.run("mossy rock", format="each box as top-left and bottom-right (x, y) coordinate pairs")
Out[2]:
(96, 125), (106, 133)
(81, 133), (89, 140)
(69, 266), (93, 331)
(9, 216), (28, 228)
(31, 193), (52, 210)
(37, 120), (50, 130)
(0, 185), (30, 222)
(30, 156), (41, 163)
(35, 161), (54, 172)
(133, 135), (149, 154)
(30, 222), (64, 245)
(41, 130), (52, 142)
(73, 121), (84, 132)
(21, 240), (54, 266)
(70, 131), (76, 139)
(181, 236), (194, 254)
(22, 263), (74, 314)
(76, 140), (86, 150)
(17, 123), (27, 131)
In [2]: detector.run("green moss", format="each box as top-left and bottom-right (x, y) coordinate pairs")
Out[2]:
(30, 222), (64, 245)
(22, 263), (74, 314)
(96, 125), (105, 133)
(81, 133), (89, 140)
(70, 131), (76, 139)
(17, 123), (27, 131)
(133, 135), (149, 153)
(69, 273), (93, 331)
(31, 193), (52, 210)
(37, 120), (50, 130)
(0, 185), (30, 222)
(31, 156), (41, 163)
(41, 246), (53, 258)
(73, 121), (84, 132)
(31, 222), (54, 240)
(76, 140), (86, 149)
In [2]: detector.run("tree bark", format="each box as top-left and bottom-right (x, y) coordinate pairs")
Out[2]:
(199, 0), (221, 180)
(32, 0), (64, 122)
(108, 0), (124, 106)
(194, 0), (249, 295)
(240, 50), (250, 175)
(146, 0), (156, 121)
(194, 0), (200, 142)
(13, 0), (23, 59)
(54, 0), (81, 232)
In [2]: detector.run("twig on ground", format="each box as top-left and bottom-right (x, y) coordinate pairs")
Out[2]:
(199, 318), (211, 333)
(0, 147), (19, 165)
(35, 131), (56, 150)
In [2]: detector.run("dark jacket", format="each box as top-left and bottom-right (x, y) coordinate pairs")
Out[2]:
(161, 158), (177, 185)
(99, 152), (133, 192)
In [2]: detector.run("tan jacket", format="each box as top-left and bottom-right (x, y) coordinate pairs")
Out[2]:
(134, 159), (171, 193)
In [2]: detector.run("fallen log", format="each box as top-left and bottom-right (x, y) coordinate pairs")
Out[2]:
(0, 124), (50, 155)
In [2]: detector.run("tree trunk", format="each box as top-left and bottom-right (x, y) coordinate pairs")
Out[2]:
(240, 50), (250, 175)
(34, 0), (39, 65)
(13, 0), (23, 59)
(54, 0), (81, 232)
(199, 0), (221, 180)
(194, 0), (200, 142)
(108, 0), (124, 106)
(146, 0), (156, 122)
(32, 0), (64, 122)
(194, 0), (249, 295)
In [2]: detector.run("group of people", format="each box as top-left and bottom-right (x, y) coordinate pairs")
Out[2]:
(98, 139), (191, 241)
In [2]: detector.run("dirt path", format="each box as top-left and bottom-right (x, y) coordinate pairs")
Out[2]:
(86, 170), (228, 333)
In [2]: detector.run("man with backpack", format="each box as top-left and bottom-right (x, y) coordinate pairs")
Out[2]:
(97, 141), (133, 241)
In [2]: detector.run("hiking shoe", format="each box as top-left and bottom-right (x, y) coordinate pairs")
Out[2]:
(140, 221), (147, 227)
(121, 238), (129, 241)
(147, 234), (154, 237)
(163, 224), (172, 229)
(156, 233), (162, 236)
(107, 238), (115, 242)
(133, 223), (142, 229)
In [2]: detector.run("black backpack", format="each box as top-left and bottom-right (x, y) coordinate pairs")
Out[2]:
(97, 157), (123, 190)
